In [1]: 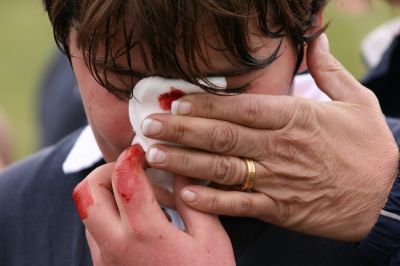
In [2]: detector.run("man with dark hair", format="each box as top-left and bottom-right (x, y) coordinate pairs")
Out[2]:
(0, 1), (394, 265)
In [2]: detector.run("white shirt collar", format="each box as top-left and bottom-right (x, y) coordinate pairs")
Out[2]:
(62, 126), (103, 174)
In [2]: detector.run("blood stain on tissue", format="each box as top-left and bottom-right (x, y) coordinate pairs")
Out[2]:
(158, 87), (185, 110)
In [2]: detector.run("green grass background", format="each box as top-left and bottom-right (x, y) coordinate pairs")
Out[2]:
(0, 0), (54, 160)
(0, 0), (400, 161)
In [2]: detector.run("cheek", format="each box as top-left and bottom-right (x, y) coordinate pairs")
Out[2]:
(72, 58), (134, 161)
(83, 82), (133, 161)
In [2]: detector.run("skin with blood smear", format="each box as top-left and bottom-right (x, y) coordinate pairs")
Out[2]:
(158, 87), (185, 110)
(115, 144), (145, 203)
(72, 180), (94, 219)
(72, 145), (148, 222)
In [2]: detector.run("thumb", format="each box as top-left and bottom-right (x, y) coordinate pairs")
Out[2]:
(173, 176), (229, 244)
(307, 33), (377, 106)
(112, 145), (169, 231)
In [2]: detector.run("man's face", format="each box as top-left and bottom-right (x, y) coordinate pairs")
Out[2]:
(69, 19), (297, 162)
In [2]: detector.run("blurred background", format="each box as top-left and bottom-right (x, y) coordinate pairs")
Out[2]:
(0, 0), (400, 163)
(0, 0), (54, 162)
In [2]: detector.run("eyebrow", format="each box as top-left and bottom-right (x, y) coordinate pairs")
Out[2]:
(94, 60), (147, 79)
(94, 58), (260, 79)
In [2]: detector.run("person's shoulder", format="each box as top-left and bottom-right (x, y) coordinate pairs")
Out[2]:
(0, 129), (83, 193)
(0, 128), (94, 266)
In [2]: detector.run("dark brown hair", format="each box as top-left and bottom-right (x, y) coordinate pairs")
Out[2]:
(44, 0), (327, 99)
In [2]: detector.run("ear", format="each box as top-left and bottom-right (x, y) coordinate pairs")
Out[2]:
(297, 10), (324, 73)
(309, 10), (324, 33)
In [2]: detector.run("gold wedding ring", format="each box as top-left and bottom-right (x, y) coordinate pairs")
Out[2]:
(239, 158), (256, 191)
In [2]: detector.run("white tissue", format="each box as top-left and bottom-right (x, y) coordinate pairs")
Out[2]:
(128, 76), (226, 194)
(129, 76), (227, 150)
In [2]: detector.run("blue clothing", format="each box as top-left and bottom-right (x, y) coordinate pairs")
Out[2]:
(359, 26), (400, 265)
(0, 131), (93, 265)
(37, 51), (86, 148)
(0, 128), (374, 266)
(362, 34), (400, 117)
(358, 118), (400, 266)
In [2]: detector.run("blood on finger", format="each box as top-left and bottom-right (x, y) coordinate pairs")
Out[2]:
(115, 144), (146, 203)
(73, 180), (94, 220)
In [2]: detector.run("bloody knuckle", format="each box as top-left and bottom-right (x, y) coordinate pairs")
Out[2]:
(72, 182), (83, 197)
(208, 123), (238, 153)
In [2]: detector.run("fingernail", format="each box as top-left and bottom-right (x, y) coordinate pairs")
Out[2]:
(147, 147), (168, 164)
(142, 119), (164, 136)
(181, 189), (197, 202)
(319, 33), (330, 52)
(171, 100), (192, 115)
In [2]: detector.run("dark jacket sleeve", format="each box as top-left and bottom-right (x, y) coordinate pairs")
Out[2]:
(0, 129), (93, 266)
(358, 117), (400, 265)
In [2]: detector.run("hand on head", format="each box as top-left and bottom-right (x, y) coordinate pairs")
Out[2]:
(73, 145), (235, 266)
(143, 34), (399, 241)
